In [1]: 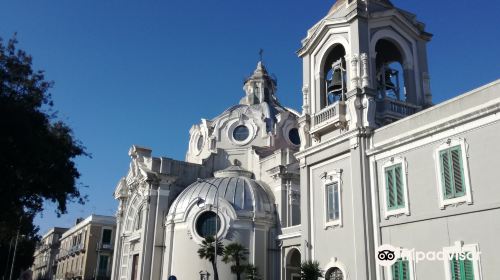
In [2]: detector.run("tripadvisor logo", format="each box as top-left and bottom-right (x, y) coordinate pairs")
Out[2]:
(376, 244), (401, 267)
(376, 244), (481, 267)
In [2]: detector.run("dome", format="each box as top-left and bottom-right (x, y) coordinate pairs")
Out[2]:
(185, 61), (301, 164)
(167, 176), (274, 220)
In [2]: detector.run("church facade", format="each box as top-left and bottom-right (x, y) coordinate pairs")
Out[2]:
(111, 1), (500, 279)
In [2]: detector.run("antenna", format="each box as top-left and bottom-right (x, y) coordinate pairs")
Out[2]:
(259, 48), (264, 62)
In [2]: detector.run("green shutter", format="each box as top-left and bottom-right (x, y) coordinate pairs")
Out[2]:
(391, 259), (410, 280)
(450, 256), (460, 280)
(440, 150), (454, 199)
(392, 260), (400, 280)
(386, 164), (405, 210)
(395, 165), (405, 208)
(401, 259), (410, 280)
(440, 145), (467, 200)
(386, 168), (396, 209)
(449, 254), (476, 280)
(450, 147), (466, 196)
(463, 256), (475, 280)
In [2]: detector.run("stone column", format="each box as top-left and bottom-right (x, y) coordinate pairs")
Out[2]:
(150, 182), (173, 280)
(350, 54), (360, 90)
(302, 85), (310, 115)
(111, 193), (127, 280)
(360, 53), (370, 88)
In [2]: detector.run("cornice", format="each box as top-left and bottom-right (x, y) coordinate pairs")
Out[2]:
(368, 97), (500, 156)
(295, 129), (360, 160)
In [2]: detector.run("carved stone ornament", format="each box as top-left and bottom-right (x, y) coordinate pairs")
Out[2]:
(302, 84), (310, 115)
(360, 53), (370, 88)
(350, 54), (360, 89)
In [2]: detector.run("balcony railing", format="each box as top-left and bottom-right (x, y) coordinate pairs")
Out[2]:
(310, 101), (346, 135)
(376, 97), (421, 121)
(101, 243), (113, 250)
(96, 241), (113, 251)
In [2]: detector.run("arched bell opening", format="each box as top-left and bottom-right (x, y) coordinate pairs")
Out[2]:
(285, 248), (301, 280)
(321, 44), (347, 109)
(375, 39), (407, 102)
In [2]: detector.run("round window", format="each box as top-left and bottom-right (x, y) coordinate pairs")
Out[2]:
(233, 125), (250, 142)
(195, 211), (221, 238)
(326, 267), (344, 280)
(196, 135), (204, 151)
(288, 128), (301, 145)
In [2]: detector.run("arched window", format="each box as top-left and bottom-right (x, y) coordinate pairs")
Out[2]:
(325, 267), (344, 280)
(322, 44), (347, 108)
(375, 39), (406, 101)
(286, 249), (301, 280)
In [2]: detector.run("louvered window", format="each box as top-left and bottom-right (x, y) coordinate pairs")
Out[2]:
(450, 253), (474, 280)
(439, 146), (466, 199)
(391, 258), (410, 280)
(385, 164), (405, 210)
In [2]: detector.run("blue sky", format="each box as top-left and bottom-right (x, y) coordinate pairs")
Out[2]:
(1, 0), (499, 234)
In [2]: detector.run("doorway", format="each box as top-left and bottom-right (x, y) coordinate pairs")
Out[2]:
(131, 254), (139, 280)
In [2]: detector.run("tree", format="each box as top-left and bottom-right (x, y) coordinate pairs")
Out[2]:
(300, 260), (323, 280)
(222, 242), (249, 280)
(245, 264), (261, 280)
(197, 236), (224, 280)
(0, 35), (87, 277)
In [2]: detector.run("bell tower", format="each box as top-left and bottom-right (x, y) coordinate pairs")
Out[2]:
(298, 0), (432, 147)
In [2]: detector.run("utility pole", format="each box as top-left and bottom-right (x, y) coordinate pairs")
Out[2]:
(8, 228), (20, 280)
(3, 238), (14, 280)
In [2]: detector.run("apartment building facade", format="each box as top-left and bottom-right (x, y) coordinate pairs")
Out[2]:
(55, 215), (116, 280)
(32, 227), (68, 280)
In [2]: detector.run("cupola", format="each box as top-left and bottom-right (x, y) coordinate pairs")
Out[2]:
(241, 61), (277, 105)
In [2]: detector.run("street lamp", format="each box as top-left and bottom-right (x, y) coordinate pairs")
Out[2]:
(199, 270), (211, 280)
(196, 179), (221, 265)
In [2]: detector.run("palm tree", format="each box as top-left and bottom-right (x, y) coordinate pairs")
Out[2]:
(300, 260), (323, 280)
(197, 236), (224, 280)
(222, 243), (249, 280)
(245, 264), (261, 280)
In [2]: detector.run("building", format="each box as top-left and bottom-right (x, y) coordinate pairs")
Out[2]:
(111, 60), (300, 280)
(55, 215), (116, 280)
(111, 0), (500, 279)
(32, 227), (68, 280)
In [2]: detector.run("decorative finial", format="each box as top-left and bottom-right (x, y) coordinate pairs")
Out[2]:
(259, 48), (264, 62)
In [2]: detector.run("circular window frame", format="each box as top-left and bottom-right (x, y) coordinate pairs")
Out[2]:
(194, 211), (221, 238)
(192, 130), (205, 156)
(232, 125), (250, 142)
(287, 127), (301, 146)
(191, 209), (227, 243)
(282, 122), (301, 147)
(325, 267), (344, 280)
(227, 120), (256, 146)
(196, 134), (205, 154)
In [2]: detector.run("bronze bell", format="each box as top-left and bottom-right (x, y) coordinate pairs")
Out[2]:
(327, 67), (344, 94)
(384, 69), (396, 90)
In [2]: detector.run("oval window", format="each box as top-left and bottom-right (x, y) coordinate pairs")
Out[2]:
(195, 211), (221, 238)
(233, 125), (250, 142)
(288, 128), (301, 145)
(196, 135), (204, 151)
